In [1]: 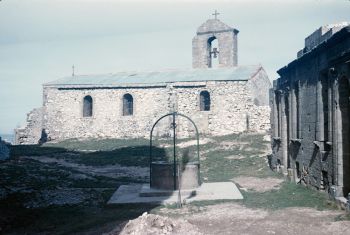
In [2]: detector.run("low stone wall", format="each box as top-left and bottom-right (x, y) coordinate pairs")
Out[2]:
(15, 107), (43, 145)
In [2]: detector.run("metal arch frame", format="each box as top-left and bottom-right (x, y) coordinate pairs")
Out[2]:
(150, 112), (200, 189)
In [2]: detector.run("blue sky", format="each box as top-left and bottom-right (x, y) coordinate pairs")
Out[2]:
(0, 0), (349, 134)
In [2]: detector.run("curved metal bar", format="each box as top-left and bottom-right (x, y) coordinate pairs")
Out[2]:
(176, 113), (200, 162)
(176, 113), (201, 185)
(150, 113), (174, 187)
(149, 112), (201, 187)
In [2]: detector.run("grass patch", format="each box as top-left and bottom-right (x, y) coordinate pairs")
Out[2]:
(334, 213), (350, 221)
(241, 181), (336, 210)
(43, 138), (149, 151)
(10, 145), (67, 158)
(200, 133), (275, 182)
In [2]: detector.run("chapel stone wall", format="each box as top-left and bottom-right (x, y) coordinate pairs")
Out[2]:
(39, 79), (270, 142)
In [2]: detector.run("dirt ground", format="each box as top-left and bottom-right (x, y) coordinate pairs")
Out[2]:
(110, 174), (350, 235)
(160, 138), (214, 149)
(233, 176), (284, 192)
(111, 204), (350, 235)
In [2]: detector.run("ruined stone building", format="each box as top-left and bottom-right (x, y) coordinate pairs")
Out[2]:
(15, 16), (271, 144)
(270, 23), (350, 199)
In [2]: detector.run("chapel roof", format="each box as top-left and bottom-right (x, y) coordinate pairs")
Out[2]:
(44, 65), (263, 88)
(196, 19), (238, 35)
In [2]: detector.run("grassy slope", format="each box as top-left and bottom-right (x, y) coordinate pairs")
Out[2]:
(1, 133), (338, 234)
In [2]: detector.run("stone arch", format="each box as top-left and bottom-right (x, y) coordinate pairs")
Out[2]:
(123, 93), (133, 116)
(200, 90), (210, 111)
(207, 36), (219, 68)
(338, 75), (350, 196)
(83, 95), (93, 117)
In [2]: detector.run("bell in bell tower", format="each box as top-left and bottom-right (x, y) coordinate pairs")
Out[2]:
(192, 11), (239, 69)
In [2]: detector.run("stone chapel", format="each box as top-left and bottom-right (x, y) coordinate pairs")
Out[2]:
(15, 15), (271, 144)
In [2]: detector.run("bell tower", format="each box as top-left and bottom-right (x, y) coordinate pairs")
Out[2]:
(192, 12), (239, 68)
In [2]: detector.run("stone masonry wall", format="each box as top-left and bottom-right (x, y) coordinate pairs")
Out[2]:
(247, 68), (271, 106)
(192, 31), (238, 68)
(192, 19), (238, 68)
(271, 26), (350, 197)
(40, 80), (270, 142)
(15, 107), (43, 145)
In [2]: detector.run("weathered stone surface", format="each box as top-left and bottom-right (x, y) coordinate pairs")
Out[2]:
(298, 22), (350, 58)
(40, 77), (270, 141)
(14, 107), (43, 145)
(193, 19), (238, 68)
(271, 24), (350, 198)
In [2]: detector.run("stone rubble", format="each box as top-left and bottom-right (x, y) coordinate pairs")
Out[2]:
(108, 212), (203, 235)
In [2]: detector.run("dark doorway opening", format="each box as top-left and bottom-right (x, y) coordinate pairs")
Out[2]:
(338, 76), (350, 196)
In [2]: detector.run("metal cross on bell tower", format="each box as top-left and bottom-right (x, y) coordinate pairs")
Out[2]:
(212, 10), (220, 20)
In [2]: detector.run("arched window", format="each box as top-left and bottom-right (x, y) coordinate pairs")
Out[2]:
(123, 94), (133, 116)
(200, 91), (210, 111)
(83, 95), (93, 117)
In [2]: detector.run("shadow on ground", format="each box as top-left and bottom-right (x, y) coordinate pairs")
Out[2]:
(0, 143), (171, 234)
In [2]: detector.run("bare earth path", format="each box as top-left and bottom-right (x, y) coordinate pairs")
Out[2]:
(111, 204), (350, 235)
(187, 204), (350, 235)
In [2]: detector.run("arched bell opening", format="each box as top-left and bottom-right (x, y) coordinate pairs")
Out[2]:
(207, 36), (219, 68)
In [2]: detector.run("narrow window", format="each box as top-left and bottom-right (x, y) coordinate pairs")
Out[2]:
(83, 95), (93, 117)
(200, 90), (210, 111)
(123, 94), (133, 116)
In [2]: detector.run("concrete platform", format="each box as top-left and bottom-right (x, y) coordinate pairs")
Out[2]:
(107, 182), (243, 205)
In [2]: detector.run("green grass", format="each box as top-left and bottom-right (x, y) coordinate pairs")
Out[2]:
(201, 154), (277, 182)
(241, 181), (336, 210)
(10, 145), (68, 158)
(334, 213), (350, 221)
(43, 138), (150, 151)
(199, 133), (276, 182)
